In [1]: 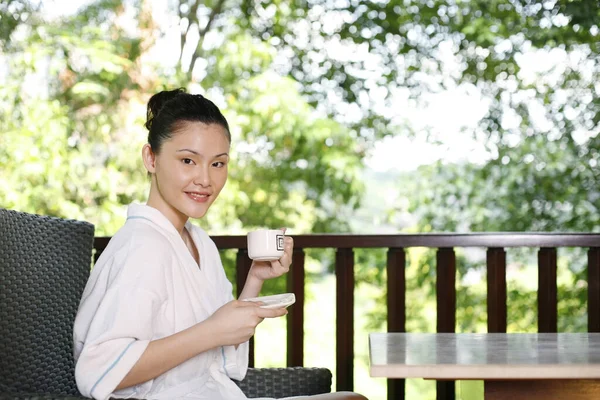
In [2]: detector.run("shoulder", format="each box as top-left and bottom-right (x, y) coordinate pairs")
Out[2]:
(94, 220), (176, 283)
(104, 222), (171, 260)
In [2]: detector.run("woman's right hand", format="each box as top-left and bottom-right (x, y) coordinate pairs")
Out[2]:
(204, 300), (288, 346)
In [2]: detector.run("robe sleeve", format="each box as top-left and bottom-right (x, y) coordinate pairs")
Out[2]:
(220, 341), (249, 381)
(205, 235), (250, 381)
(74, 240), (167, 400)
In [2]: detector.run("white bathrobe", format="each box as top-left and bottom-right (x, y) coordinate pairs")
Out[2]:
(73, 204), (250, 400)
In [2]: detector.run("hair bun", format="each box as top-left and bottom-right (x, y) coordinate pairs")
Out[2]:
(145, 87), (187, 131)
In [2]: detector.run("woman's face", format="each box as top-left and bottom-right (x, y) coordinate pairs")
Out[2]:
(143, 121), (230, 228)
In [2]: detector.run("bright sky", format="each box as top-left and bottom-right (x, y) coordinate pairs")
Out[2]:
(363, 88), (491, 172)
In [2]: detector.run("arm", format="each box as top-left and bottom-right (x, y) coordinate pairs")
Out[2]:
(116, 317), (216, 390)
(116, 300), (286, 390)
(238, 273), (264, 300)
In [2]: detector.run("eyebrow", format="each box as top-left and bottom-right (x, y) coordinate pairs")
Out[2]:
(176, 149), (229, 158)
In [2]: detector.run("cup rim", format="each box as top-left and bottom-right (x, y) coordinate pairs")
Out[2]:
(248, 228), (285, 235)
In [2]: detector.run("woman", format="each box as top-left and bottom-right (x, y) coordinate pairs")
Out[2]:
(73, 88), (366, 400)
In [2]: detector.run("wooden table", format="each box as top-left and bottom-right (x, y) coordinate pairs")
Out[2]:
(369, 333), (600, 400)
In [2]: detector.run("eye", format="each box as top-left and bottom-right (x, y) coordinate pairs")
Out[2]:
(212, 161), (226, 168)
(182, 158), (194, 165)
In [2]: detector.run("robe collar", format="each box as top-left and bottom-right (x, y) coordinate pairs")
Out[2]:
(126, 203), (194, 237)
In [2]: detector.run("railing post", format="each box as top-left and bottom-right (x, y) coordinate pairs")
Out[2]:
(589, 248), (600, 332)
(487, 248), (507, 333)
(387, 248), (406, 400)
(436, 248), (456, 400)
(236, 248), (255, 367)
(287, 248), (305, 366)
(538, 247), (558, 333)
(336, 248), (354, 392)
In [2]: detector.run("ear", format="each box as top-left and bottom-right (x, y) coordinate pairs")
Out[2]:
(142, 144), (157, 173)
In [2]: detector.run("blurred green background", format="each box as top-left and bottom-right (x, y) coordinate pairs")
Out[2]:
(1, 1), (599, 399)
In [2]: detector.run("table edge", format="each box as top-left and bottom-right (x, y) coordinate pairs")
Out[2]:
(369, 364), (600, 380)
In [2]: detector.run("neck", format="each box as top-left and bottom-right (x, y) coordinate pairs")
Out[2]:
(146, 185), (188, 234)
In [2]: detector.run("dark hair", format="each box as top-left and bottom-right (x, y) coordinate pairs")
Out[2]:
(144, 88), (231, 153)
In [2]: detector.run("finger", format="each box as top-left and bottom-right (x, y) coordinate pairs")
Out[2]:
(278, 260), (291, 272)
(284, 236), (293, 247)
(270, 266), (289, 278)
(279, 227), (287, 234)
(284, 237), (294, 256)
(276, 251), (292, 269)
(238, 300), (263, 307)
(270, 260), (290, 274)
(257, 307), (289, 318)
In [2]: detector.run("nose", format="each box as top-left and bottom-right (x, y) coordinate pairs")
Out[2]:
(193, 166), (211, 187)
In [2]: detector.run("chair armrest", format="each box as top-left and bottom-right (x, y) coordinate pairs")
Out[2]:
(233, 367), (332, 398)
(0, 394), (89, 400)
(1, 367), (333, 400)
(0, 394), (143, 400)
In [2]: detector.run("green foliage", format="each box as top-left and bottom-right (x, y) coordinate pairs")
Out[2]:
(0, 0), (365, 237)
(0, 0), (149, 234)
(235, 0), (599, 144)
(228, 3), (600, 338)
(0, 0), (35, 49)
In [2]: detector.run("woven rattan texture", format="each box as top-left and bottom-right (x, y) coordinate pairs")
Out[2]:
(0, 394), (89, 400)
(0, 209), (94, 395)
(234, 367), (332, 398)
(0, 392), (145, 400)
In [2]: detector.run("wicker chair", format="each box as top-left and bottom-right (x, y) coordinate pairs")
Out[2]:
(0, 209), (331, 399)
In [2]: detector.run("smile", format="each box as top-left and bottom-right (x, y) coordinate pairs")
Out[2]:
(186, 192), (210, 203)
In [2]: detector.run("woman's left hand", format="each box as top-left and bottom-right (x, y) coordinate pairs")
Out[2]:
(248, 231), (293, 281)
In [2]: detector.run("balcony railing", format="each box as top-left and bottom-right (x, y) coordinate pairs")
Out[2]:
(93, 233), (600, 400)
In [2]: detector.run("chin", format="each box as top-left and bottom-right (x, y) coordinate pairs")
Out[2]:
(188, 211), (208, 219)
(185, 205), (210, 219)
(178, 195), (217, 219)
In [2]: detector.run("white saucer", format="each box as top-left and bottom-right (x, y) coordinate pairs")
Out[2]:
(252, 256), (281, 261)
(243, 293), (296, 309)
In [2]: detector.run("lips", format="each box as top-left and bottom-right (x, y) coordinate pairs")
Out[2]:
(186, 192), (210, 203)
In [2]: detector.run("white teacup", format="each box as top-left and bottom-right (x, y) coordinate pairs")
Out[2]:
(247, 229), (285, 261)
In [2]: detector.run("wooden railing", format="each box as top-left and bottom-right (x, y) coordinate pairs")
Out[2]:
(93, 233), (600, 400)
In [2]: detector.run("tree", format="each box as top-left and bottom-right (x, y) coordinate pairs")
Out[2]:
(0, 0), (153, 234)
(0, 0), (365, 236)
